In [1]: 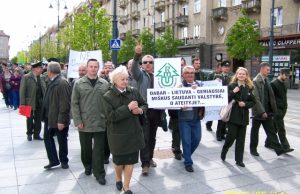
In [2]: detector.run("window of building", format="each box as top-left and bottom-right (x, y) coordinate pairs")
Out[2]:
(182, 5), (189, 16)
(193, 25), (201, 38)
(181, 27), (188, 39)
(161, 12), (165, 22)
(143, 0), (147, 9)
(219, 0), (226, 7)
(144, 18), (146, 27)
(274, 7), (283, 26)
(194, 0), (201, 13)
(232, 0), (241, 6)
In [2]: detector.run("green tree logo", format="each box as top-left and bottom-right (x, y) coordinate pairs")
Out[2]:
(156, 63), (179, 88)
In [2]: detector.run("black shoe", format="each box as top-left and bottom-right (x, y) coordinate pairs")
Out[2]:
(44, 162), (60, 169)
(284, 148), (294, 153)
(221, 151), (226, 161)
(116, 181), (123, 191)
(250, 150), (260, 156)
(85, 168), (92, 175)
(34, 136), (44, 140)
(275, 149), (285, 156)
(206, 127), (212, 132)
(61, 163), (69, 169)
(27, 135), (32, 141)
(217, 137), (222, 141)
(123, 189), (133, 194)
(97, 176), (106, 185)
(221, 136), (226, 140)
(174, 153), (182, 160)
(236, 162), (245, 167)
(264, 144), (272, 149)
(104, 158), (109, 164)
(185, 165), (194, 172)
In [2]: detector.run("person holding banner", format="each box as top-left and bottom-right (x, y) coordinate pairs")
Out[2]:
(20, 61), (46, 141)
(220, 67), (256, 167)
(178, 65), (204, 172)
(71, 59), (109, 185)
(132, 42), (163, 176)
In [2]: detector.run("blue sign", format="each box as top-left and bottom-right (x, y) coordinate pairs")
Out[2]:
(110, 39), (121, 50)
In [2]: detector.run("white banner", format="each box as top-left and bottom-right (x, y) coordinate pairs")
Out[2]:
(68, 50), (103, 79)
(202, 80), (223, 121)
(147, 86), (228, 108)
(154, 58), (181, 89)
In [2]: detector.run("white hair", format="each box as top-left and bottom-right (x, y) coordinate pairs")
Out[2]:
(142, 55), (154, 62)
(182, 65), (195, 74)
(109, 65), (129, 84)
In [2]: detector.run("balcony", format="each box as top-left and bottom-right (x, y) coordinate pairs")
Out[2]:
(154, 22), (166, 31)
(176, 15), (189, 27)
(119, 0), (127, 9)
(119, 32), (126, 40)
(132, 29), (141, 37)
(177, 0), (188, 4)
(181, 37), (205, 45)
(260, 23), (300, 38)
(242, 0), (261, 13)
(119, 15), (129, 25)
(155, 1), (166, 12)
(131, 0), (140, 3)
(131, 11), (140, 20)
(212, 7), (228, 20)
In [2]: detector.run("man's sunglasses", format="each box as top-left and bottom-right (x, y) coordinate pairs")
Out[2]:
(142, 61), (153, 64)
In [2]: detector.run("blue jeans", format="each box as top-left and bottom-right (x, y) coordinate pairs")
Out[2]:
(179, 120), (202, 166)
(44, 119), (69, 164)
(12, 90), (19, 109)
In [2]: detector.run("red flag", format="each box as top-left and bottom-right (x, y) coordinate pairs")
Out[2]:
(19, 105), (32, 118)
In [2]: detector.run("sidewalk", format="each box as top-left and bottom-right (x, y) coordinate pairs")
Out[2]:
(0, 89), (300, 194)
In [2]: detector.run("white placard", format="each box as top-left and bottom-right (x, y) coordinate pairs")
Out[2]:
(154, 58), (181, 89)
(147, 86), (228, 108)
(68, 49), (103, 79)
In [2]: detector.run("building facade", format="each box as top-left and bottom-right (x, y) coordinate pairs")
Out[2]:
(0, 30), (10, 63)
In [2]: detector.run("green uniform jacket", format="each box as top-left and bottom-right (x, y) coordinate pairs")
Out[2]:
(195, 70), (207, 81)
(42, 75), (71, 128)
(103, 86), (147, 156)
(270, 78), (287, 118)
(214, 72), (234, 86)
(228, 83), (256, 126)
(71, 76), (109, 132)
(252, 73), (277, 117)
(19, 72), (46, 111)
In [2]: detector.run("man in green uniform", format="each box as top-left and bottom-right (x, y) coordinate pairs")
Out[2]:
(192, 57), (206, 81)
(20, 62), (46, 141)
(269, 68), (294, 152)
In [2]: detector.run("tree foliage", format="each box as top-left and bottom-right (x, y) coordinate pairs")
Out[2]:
(118, 32), (136, 63)
(155, 26), (182, 57)
(225, 9), (264, 61)
(138, 29), (154, 56)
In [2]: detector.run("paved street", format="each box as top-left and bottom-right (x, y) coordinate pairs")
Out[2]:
(0, 89), (300, 194)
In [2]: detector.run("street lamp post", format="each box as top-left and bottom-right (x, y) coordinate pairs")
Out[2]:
(89, 1), (96, 50)
(269, 0), (275, 79)
(34, 25), (46, 61)
(112, 0), (118, 66)
(49, 0), (67, 60)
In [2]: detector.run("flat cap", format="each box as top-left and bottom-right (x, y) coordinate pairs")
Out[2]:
(221, 60), (230, 67)
(31, 61), (43, 68)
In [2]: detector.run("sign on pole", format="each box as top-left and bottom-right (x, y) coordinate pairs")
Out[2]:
(68, 49), (103, 79)
(110, 39), (121, 50)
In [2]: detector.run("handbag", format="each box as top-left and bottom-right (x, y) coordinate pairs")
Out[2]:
(219, 100), (235, 122)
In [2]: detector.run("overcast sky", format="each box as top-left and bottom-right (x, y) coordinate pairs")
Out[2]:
(0, 0), (84, 58)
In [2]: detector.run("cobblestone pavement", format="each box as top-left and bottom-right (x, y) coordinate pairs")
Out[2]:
(0, 89), (300, 194)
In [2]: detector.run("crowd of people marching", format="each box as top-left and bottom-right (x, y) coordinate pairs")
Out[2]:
(0, 43), (294, 194)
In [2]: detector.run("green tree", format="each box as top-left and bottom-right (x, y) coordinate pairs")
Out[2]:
(155, 26), (182, 57)
(17, 51), (29, 64)
(118, 31), (136, 63)
(225, 9), (264, 61)
(10, 56), (18, 64)
(27, 41), (40, 62)
(139, 29), (154, 56)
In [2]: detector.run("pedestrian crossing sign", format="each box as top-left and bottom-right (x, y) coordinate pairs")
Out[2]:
(110, 39), (121, 50)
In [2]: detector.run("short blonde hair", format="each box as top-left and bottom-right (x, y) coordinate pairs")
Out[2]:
(109, 65), (129, 84)
(142, 55), (154, 62)
(182, 65), (195, 74)
(231, 67), (254, 89)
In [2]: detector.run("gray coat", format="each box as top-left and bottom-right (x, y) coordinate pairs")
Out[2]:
(71, 76), (109, 132)
(132, 57), (151, 101)
(252, 73), (277, 117)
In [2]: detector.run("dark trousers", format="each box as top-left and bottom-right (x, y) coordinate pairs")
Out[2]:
(43, 119), (69, 164)
(104, 130), (110, 160)
(273, 113), (290, 149)
(216, 120), (227, 139)
(3, 90), (12, 107)
(79, 131), (105, 179)
(222, 122), (246, 163)
(140, 109), (162, 167)
(169, 117), (181, 154)
(206, 121), (213, 129)
(250, 117), (282, 152)
(26, 106), (42, 138)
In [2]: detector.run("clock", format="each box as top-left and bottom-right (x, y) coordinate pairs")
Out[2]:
(215, 53), (223, 62)
(218, 25), (225, 36)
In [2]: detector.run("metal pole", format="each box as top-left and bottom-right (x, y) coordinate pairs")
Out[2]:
(112, 0), (118, 66)
(268, 0), (275, 79)
(153, 6), (156, 57)
(57, 0), (60, 60)
(39, 31), (42, 61)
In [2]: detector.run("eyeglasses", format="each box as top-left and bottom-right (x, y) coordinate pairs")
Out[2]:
(143, 61), (153, 64)
(184, 72), (195, 74)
